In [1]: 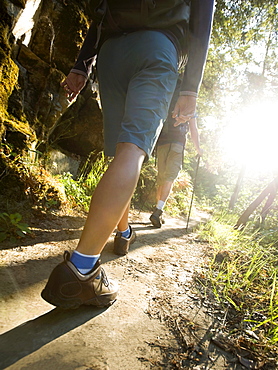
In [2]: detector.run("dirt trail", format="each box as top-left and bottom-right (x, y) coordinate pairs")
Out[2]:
(0, 210), (242, 370)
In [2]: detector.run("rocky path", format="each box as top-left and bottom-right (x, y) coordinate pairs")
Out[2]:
(0, 211), (242, 370)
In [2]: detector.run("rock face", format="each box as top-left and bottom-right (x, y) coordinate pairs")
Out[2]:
(1, 0), (103, 160)
(0, 0), (104, 213)
(0, 0), (105, 211)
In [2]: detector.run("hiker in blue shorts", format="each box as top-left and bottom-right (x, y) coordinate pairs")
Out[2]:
(42, 0), (215, 309)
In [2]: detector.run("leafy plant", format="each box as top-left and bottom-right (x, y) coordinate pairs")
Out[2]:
(0, 212), (32, 243)
(60, 172), (91, 210)
(60, 153), (109, 211)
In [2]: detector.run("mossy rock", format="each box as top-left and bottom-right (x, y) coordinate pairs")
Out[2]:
(0, 153), (67, 214)
(0, 45), (36, 145)
(0, 51), (19, 111)
(49, 3), (90, 74)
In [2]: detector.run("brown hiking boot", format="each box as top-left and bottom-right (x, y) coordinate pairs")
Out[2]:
(150, 208), (163, 228)
(113, 227), (136, 256)
(41, 251), (118, 309)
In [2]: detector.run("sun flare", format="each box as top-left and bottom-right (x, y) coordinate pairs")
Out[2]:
(220, 100), (278, 175)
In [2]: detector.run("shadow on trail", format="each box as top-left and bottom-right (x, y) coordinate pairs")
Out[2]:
(0, 214), (86, 250)
(0, 305), (107, 370)
(1, 222), (193, 300)
(102, 224), (193, 263)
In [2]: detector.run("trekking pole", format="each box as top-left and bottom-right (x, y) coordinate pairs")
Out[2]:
(186, 154), (200, 231)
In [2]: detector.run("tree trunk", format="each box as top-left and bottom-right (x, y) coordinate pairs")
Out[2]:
(260, 181), (278, 225)
(229, 165), (246, 210)
(234, 176), (278, 230)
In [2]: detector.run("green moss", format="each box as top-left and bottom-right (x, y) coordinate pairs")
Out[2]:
(0, 51), (19, 109)
(0, 23), (12, 54)
(0, 152), (67, 215)
(3, 116), (36, 141)
(0, 43), (35, 142)
(0, 51), (34, 142)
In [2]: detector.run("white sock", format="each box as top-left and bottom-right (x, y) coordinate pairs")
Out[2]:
(156, 200), (165, 210)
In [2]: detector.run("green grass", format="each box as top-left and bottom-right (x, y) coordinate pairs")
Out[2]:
(59, 153), (197, 218)
(59, 152), (109, 211)
(196, 212), (278, 356)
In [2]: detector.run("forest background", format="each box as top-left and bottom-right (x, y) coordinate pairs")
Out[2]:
(0, 0), (278, 366)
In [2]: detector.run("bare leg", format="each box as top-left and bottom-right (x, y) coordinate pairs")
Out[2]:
(159, 181), (174, 203)
(151, 181), (174, 228)
(76, 143), (145, 255)
(117, 202), (130, 232)
(156, 185), (162, 202)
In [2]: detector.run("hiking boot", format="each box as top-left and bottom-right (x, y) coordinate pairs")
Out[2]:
(41, 251), (118, 309)
(150, 208), (163, 228)
(113, 227), (136, 256)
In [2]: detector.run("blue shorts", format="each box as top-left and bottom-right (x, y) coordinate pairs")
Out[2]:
(96, 30), (179, 158)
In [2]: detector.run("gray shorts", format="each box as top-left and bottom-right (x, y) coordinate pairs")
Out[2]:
(96, 30), (179, 158)
(157, 143), (183, 184)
